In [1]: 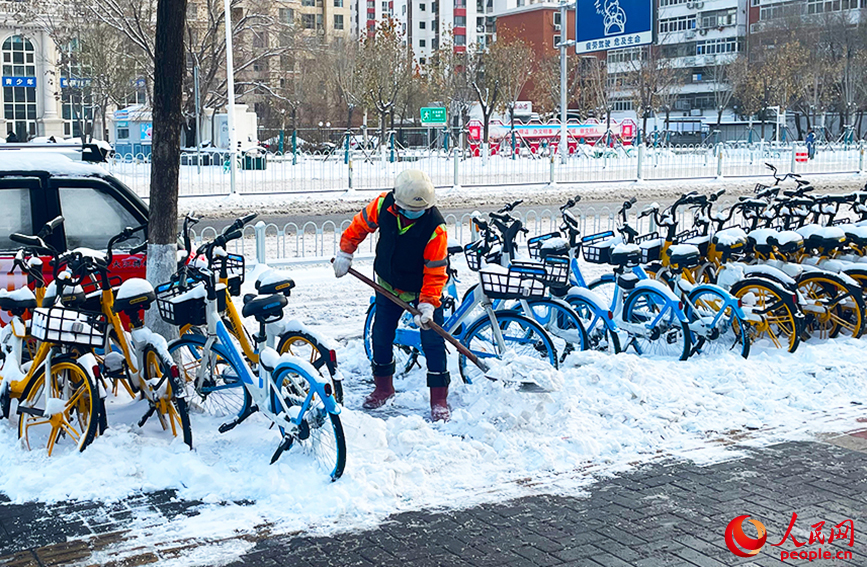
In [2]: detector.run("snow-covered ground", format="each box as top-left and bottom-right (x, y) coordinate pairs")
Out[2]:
(1, 259), (866, 566)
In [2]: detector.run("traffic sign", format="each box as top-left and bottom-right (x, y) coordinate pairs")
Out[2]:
(420, 107), (447, 127)
(576, 0), (654, 54)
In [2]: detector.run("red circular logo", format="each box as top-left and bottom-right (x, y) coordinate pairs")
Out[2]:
(725, 515), (767, 557)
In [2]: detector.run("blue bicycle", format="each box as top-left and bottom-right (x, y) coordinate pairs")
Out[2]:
(163, 228), (346, 480)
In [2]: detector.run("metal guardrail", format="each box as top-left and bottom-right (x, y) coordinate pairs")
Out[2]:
(191, 204), (744, 267)
(107, 141), (867, 199)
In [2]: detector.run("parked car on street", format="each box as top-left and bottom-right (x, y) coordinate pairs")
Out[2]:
(0, 152), (148, 297)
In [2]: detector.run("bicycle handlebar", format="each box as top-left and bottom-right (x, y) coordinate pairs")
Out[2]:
(497, 200), (523, 214)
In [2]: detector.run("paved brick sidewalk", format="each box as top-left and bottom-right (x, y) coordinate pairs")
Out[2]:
(1, 439), (865, 566)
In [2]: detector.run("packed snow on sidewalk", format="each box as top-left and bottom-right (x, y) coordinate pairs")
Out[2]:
(0, 260), (865, 566)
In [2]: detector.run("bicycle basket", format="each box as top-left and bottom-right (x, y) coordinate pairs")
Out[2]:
(581, 231), (616, 264)
(636, 232), (662, 264)
(464, 240), (486, 272)
(479, 266), (546, 300)
(512, 257), (569, 286)
(30, 308), (107, 348)
(527, 232), (561, 260)
(155, 279), (227, 327)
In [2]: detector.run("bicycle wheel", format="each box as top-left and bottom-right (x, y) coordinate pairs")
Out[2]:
(566, 295), (621, 353)
(17, 359), (98, 455)
(142, 346), (193, 448)
(796, 272), (864, 339)
(363, 302), (419, 376)
(271, 365), (346, 481)
(277, 330), (342, 405)
(695, 262), (718, 284)
(512, 298), (588, 361)
(730, 278), (801, 353)
(588, 276), (617, 310)
(622, 288), (692, 360)
(458, 312), (558, 384)
(686, 287), (750, 359)
(167, 334), (251, 418)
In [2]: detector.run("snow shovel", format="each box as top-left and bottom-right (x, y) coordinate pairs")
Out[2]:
(343, 265), (491, 373)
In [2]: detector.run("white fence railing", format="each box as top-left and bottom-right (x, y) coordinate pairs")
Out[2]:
(108, 141), (867, 199)
(193, 203), (752, 267)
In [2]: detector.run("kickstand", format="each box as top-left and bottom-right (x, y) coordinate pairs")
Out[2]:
(270, 436), (294, 464)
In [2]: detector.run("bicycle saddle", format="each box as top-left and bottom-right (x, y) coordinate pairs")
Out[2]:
(255, 270), (295, 297)
(242, 293), (288, 323)
(0, 287), (36, 315)
(113, 278), (156, 313)
(664, 244), (701, 269)
(610, 243), (641, 267)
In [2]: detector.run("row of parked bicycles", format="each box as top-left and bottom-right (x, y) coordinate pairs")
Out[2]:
(365, 164), (867, 384)
(0, 213), (346, 480)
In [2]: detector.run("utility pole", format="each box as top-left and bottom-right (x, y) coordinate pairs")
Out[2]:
(559, 1), (576, 164)
(223, 0), (238, 194)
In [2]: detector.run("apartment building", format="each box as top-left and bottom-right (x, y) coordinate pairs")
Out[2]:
(355, 0), (548, 63)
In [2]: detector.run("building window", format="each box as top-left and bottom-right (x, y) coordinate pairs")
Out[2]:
(316, 14), (323, 30)
(302, 0), (314, 6)
(420, 57), (427, 65)
(420, 3), (426, 9)
(607, 47), (642, 64)
(3, 36), (37, 141)
(334, 0), (343, 5)
(660, 0), (690, 6)
(612, 99), (633, 111)
(554, 11), (561, 26)
(695, 37), (742, 55)
(701, 8), (736, 28)
(279, 8), (295, 24)
(659, 15), (696, 33)
(420, 39), (426, 47)
(454, 15), (466, 26)
(186, 2), (198, 19)
(302, 13), (315, 28)
(334, 14), (344, 29)
(420, 21), (426, 29)
(454, 34), (466, 45)
(553, 35), (560, 47)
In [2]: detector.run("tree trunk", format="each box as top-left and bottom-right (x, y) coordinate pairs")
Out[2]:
(716, 108), (723, 130)
(794, 112), (803, 141)
(146, 0), (187, 339)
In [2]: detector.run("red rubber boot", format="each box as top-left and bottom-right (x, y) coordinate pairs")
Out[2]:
(363, 375), (395, 409)
(430, 386), (450, 422)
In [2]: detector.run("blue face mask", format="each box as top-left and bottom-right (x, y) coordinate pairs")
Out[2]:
(400, 208), (425, 219)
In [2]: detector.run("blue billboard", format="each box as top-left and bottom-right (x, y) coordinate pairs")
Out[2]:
(576, 0), (654, 54)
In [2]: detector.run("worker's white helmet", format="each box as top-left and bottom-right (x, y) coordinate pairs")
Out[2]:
(394, 170), (436, 212)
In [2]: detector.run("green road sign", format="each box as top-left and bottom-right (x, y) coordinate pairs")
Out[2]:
(420, 107), (447, 126)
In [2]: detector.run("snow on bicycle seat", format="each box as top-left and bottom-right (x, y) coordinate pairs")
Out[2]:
(747, 228), (779, 254)
(664, 243), (701, 268)
(713, 227), (747, 247)
(113, 278), (156, 313)
(767, 230), (804, 253)
(683, 234), (711, 256)
(42, 280), (86, 308)
(840, 224), (867, 246)
(539, 237), (569, 259)
(242, 294), (288, 322)
(0, 286), (36, 312)
(610, 243), (641, 266)
(255, 269), (295, 296)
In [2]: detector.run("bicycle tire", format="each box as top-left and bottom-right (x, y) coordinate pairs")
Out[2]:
(271, 364), (347, 481)
(565, 295), (621, 353)
(686, 287), (750, 359)
(142, 346), (193, 448)
(277, 330), (343, 405)
(458, 312), (558, 384)
(363, 302), (420, 376)
(796, 272), (864, 339)
(588, 276), (617, 310)
(17, 359), (98, 455)
(730, 278), (801, 353)
(622, 287), (692, 360)
(167, 334), (252, 418)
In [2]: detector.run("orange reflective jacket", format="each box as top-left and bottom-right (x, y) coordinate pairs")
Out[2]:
(340, 192), (448, 307)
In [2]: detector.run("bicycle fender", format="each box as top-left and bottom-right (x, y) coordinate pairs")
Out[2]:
(633, 279), (689, 322)
(565, 287), (610, 313)
(272, 354), (340, 415)
(689, 283), (748, 320)
(742, 264), (797, 289)
(77, 352), (106, 400)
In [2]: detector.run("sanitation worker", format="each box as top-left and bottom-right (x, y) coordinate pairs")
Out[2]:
(333, 170), (450, 421)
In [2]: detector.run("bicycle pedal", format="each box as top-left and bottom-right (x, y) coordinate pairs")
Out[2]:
(270, 436), (294, 465)
(138, 406), (156, 428)
(218, 404), (258, 434)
